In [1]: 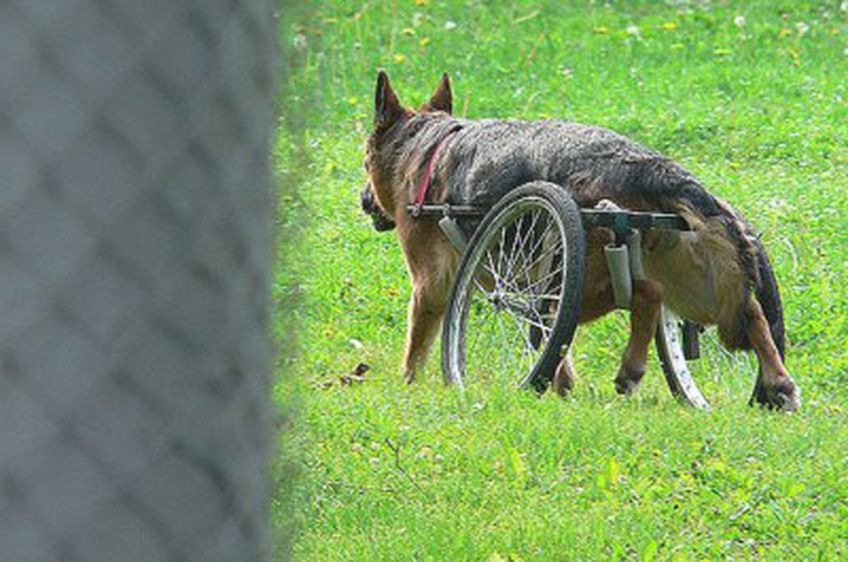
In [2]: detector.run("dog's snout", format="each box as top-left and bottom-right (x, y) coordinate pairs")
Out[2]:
(360, 184), (376, 212)
(360, 183), (396, 232)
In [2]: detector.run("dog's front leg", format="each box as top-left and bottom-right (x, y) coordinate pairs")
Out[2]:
(615, 279), (664, 395)
(401, 281), (447, 383)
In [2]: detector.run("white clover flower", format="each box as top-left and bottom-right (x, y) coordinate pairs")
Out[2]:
(796, 22), (809, 36)
(841, 1), (848, 13)
(734, 15), (745, 28)
(626, 24), (640, 37)
(444, 20), (457, 31)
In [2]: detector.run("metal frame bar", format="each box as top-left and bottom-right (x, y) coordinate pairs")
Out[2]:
(407, 204), (690, 232)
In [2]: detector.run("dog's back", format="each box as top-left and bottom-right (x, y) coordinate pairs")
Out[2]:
(438, 119), (710, 214)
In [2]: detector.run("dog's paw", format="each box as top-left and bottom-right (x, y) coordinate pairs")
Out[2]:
(403, 371), (416, 385)
(753, 377), (801, 413)
(614, 366), (645, 396)
(551, 362), (575, 398)
(778, 389), (801, 413)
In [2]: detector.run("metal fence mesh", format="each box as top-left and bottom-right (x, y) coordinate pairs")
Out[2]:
(1, 1), (276, 560)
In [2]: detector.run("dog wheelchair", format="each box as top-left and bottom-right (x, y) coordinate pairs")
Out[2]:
(408, 180), (711, 409)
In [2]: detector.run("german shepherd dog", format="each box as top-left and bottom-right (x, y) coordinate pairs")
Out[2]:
(362, 71), (800, 411)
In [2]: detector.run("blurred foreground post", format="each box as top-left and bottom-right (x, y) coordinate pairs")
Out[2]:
(0, 1), (276, 560)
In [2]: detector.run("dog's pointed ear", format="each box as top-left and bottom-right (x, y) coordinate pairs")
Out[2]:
(374, 70), (404, 128)
(426, 73), (452, 114)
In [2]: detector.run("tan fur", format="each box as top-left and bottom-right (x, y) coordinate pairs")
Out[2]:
(394, 212), (459, 381)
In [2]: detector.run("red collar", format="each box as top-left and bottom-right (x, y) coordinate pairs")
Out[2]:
(414, 128), (462, 206)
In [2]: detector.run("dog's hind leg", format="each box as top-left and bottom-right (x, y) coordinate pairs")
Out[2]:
(614, 279), (664, 395)
(552, 232), (617, 397)
(741, 296), (801, 411)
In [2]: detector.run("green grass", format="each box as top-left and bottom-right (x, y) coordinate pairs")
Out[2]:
(275, 1), (848, 559)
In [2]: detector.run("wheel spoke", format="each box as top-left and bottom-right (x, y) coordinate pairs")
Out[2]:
(513, 313), (552, 337)
(502, 311), (537, 382)
(467, 295), (496, 356)
(484, 250), (501, 287)
(519, 265), (564, 295)
(504, 209), (540, 283)
(502, 212), (527, 282)
(494, 311), (514, 373)
(505, 308), (541, 353)
(510, 237), (563, 287)
(517, 214), (555, 271)
(511, 218), (556, 281)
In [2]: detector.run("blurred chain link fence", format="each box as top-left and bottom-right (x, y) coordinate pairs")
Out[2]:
(1, 0), (278, 559)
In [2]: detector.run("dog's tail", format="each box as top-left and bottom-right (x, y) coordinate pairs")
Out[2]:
(751, 238), (786, 358)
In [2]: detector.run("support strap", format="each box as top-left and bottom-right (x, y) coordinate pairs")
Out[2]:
(414, 128), (462, 207)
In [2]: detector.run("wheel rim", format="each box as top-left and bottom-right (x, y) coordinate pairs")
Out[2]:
(447, 197), (567, 390)
(658, 305), (764, 409)
(657, 306), (710, 409)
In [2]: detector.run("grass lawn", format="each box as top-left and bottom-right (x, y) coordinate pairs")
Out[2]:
(274, 1), (848, 559)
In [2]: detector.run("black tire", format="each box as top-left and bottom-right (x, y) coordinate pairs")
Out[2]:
(655, 306), (710, 409)
(441, 181), (585, 392)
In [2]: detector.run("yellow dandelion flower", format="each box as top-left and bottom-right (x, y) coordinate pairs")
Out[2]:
(401, 27), (415, 36)
(419, 37), (431, 47)
(414, 0), (429, 6)
(787, 48), (801, 67)
(662, 22), (679, 31)
(594, 26), (611, 35)
(393, 53), (407, 64)
(347, 96), (358, 106)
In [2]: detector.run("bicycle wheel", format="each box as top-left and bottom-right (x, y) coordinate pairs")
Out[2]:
(441, 181), (585, 392)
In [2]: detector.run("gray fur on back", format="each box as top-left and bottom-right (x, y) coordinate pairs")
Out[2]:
(400, 115), (721, 218)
